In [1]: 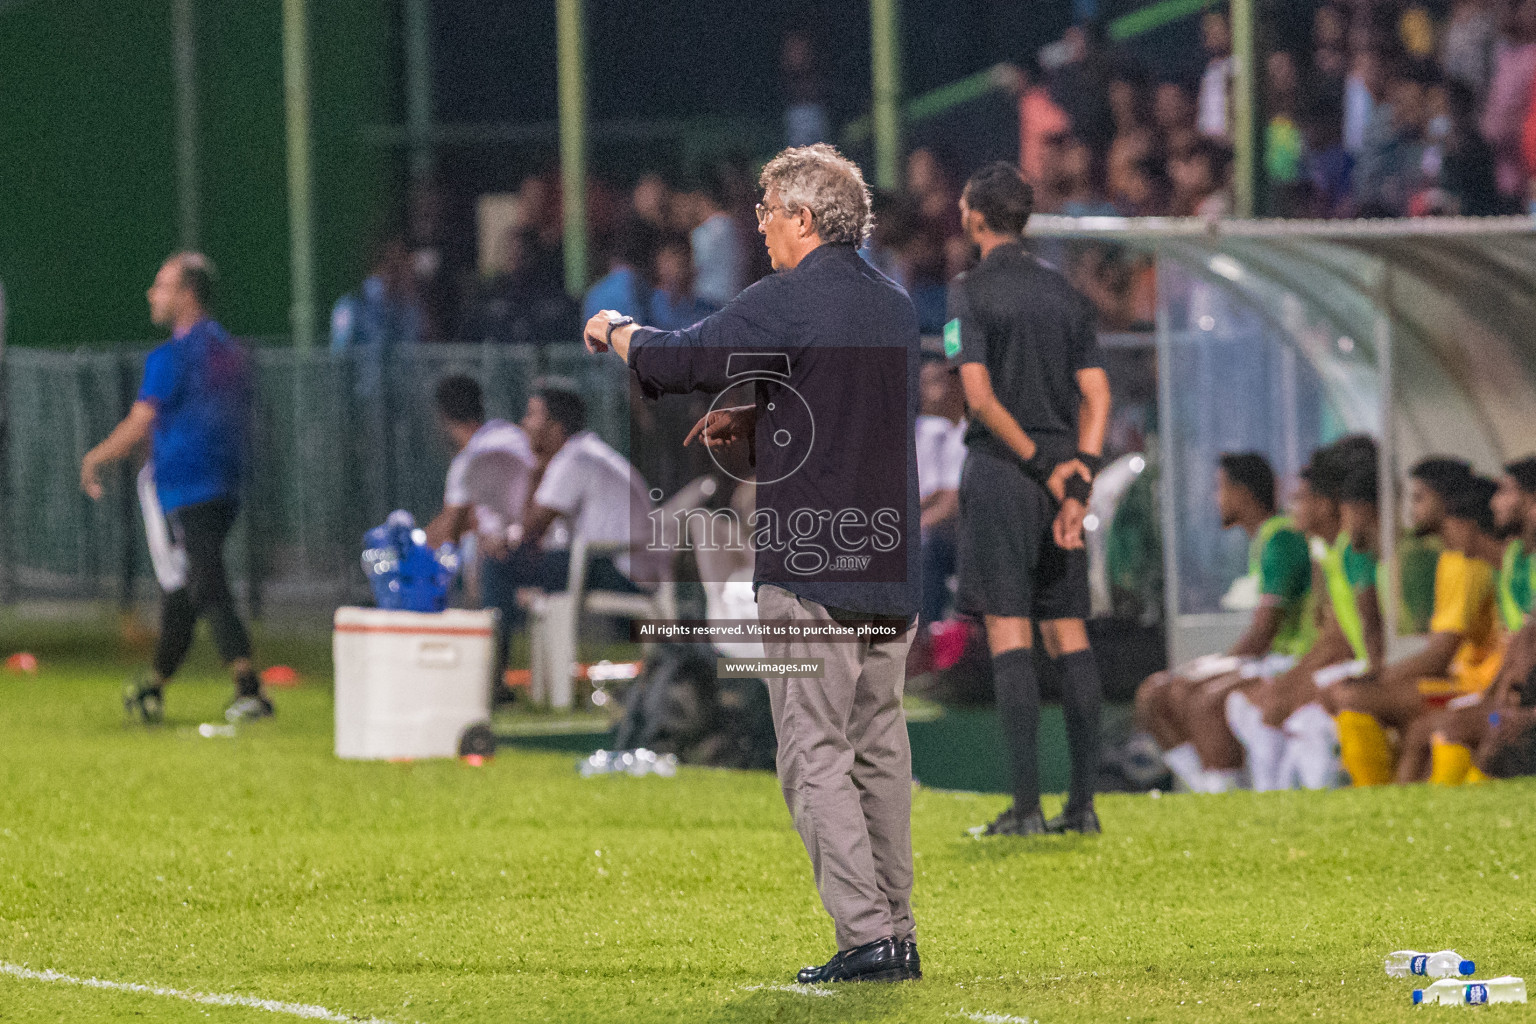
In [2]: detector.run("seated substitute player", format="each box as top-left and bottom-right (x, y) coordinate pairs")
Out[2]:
(1174, 452), (1348, 792)
(1134, 452), (1313, 792)
(1229, 439), (1385, 791)
(1396, 457), (1536, 784)
(1324, 460), (1502, 785)
(513, 387), (648, 594)
(422, 375), (535, 694)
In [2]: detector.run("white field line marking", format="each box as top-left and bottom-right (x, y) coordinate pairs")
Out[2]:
(952, 1012), (1038, 1024)
(0, 961), (410, 1023)
(740, 982), (839, 997)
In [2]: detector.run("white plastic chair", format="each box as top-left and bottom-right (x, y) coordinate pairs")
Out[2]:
(529, 476), (717, 708)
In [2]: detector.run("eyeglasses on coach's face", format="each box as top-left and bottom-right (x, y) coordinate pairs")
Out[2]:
(755, 202), (788, 225)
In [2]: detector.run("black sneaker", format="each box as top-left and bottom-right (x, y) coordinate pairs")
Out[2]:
(1046, 806), (1102, 835)
(122, 677), (165, 725)
(225, 693), (275, 723)
(970, 805), (1047, 837)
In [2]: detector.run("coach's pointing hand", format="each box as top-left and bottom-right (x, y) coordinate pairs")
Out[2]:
(684, 405), (758, 452)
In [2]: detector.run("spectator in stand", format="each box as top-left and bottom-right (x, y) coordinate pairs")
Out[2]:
(1153, 80), (1200, 160)
(781, 31), (831, 147)
(650, 234), (717, 331)
(1302, 92), (1353, 217)
(1018, 59), (1071, 186)
(690, 174), (746, 309)
(1313, 5), (1351, 108)
(1198, 10), (1235, 141)
(1056, 138), (1118, 217)
(631, 174), (672, 233)
(916, 355), (967, 625)
(1481, 0), (1536, 201)
(330, 236), (421, 397)
(331, 235), (421, 354)
(1344, 46), (1389, 158)
(1442, 0), (1499, 101)
(907, 148), (963, 238)
(462, 226), (578, 346)
(1355, 62), (1432, 217)
(1108, 135), (1169, 215)
(1050, 22), (1117, 164)
(583, 220), (658, 321)
(1169, 138), (1233, 217)
(513, 173), (568, 287)
(406, 176), (465, 342)
(1107, 62), (1157, 185)
(1266, 51), (1310, 213)
(1431, 80), (1502, 215)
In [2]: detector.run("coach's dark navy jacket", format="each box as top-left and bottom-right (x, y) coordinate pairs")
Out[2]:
(627, 243), (921, 619)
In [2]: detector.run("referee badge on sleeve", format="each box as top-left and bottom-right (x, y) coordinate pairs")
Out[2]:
(943, 318), (961, 358)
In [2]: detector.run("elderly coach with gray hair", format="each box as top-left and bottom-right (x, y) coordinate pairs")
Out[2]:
(584, 144), (923, 985)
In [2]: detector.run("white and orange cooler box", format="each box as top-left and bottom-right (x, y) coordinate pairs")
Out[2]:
(332, 606), (497, 759)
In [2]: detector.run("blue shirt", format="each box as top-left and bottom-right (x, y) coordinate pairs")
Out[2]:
(138, 319), (251, 512)
(649, 288), (717, 332)
(628, 244), (922, 618)
(582, 266), (648, 321)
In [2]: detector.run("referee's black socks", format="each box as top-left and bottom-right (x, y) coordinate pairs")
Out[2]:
(1054, 650), (1102, 813)
(992, 648), (1041, 815)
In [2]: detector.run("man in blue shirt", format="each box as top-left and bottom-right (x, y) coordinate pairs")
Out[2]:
(81, 253), (270, 724)
(586, 145), (923, 987)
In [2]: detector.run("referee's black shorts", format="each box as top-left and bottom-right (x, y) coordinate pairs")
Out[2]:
(955, 446), (1090, 622)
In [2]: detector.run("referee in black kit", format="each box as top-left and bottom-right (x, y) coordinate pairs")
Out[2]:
(946, 163), (1112, 837)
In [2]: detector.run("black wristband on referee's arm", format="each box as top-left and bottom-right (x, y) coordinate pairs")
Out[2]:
(1076, 451), (1103, 478)
(1063, 473), (1093, 504)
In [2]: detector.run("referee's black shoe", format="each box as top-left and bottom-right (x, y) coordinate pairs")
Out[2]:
(974, 805), (1047, 837)
(795, 937), (911, 984)
(122, 676), (165, 726)
(1046, 805), (1102, 835)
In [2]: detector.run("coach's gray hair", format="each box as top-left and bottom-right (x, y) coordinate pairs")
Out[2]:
(759, 144), (873, 248)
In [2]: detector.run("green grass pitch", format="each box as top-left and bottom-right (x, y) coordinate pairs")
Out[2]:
(2, 616), (1535, 1023)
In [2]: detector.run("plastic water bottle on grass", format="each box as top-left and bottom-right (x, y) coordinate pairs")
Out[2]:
(1414, 977), (1526, 1005)
(1385, 950), (1475, 978)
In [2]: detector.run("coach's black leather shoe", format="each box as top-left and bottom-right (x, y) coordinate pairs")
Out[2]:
(899, 939), (922, 980)
(122, 677), (165, 726)
(976, 805), (1047, 837)
(1046, 806), (1102, 835)
(796, 937), (909, 984)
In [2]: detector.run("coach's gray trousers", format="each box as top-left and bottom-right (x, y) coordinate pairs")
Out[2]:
(756, 584), (917, 951)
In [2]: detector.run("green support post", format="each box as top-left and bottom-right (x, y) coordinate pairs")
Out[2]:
(556, 0), (588, 297)
(281, 0), (317, 348)
(405, 0), (434, 179)
(172, 0), (200, 249)
(871, 0), (901, 191)
(1230, 0), (1257, 218)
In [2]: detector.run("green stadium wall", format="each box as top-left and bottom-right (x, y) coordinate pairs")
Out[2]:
(0, 0), (396, 348)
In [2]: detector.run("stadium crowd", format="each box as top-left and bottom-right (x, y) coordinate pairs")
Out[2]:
(1132, 439), (1536, 792)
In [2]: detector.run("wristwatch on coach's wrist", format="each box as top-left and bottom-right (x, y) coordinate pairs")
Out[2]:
(605, 315), (635, 347)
